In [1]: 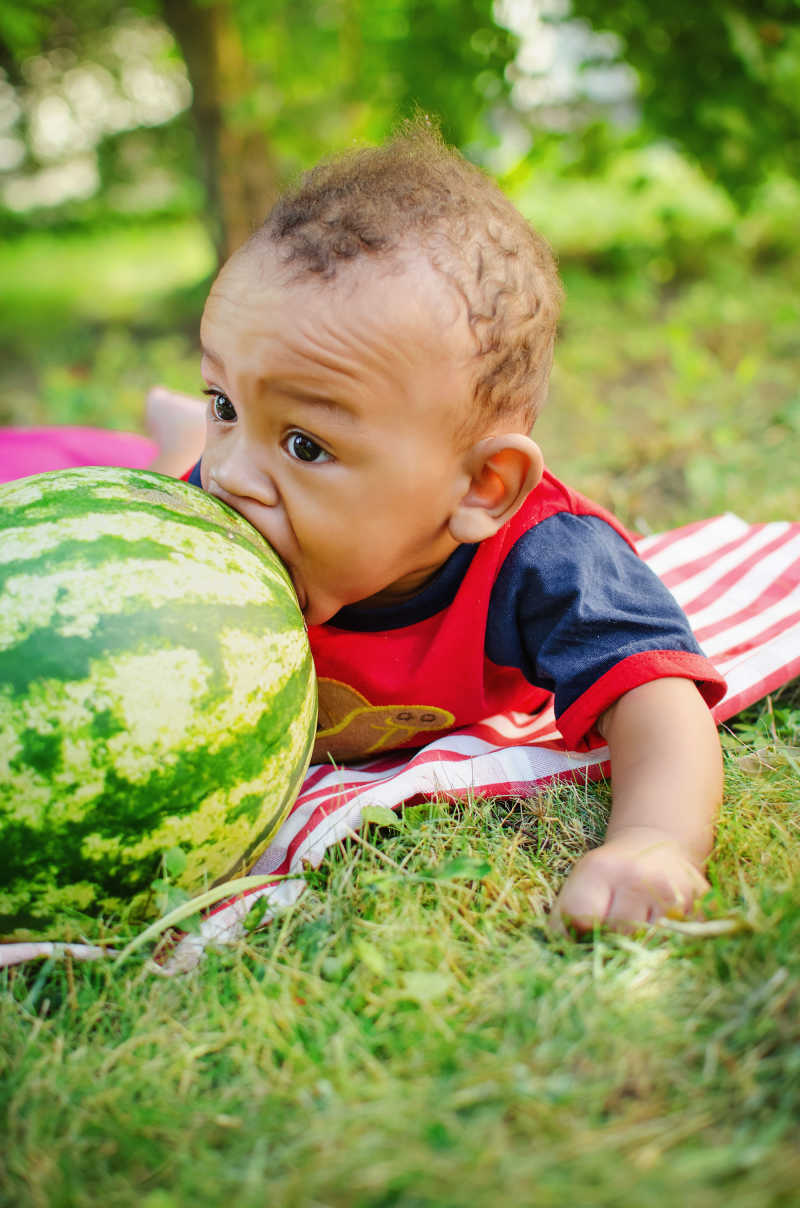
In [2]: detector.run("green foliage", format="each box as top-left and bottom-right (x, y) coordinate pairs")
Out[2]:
(0, 0), (520, 242)
(0, 0), (162, 63)
(501, 150), (800, 529)
(0, 8), (198, 241)
(235, 0), (519, 165)
(567, 0), (800, 200)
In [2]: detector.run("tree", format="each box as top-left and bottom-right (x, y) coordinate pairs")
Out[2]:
(0, 0), (520, 260)
(565, 0), (800, 200)
(161, 0), (278, 261)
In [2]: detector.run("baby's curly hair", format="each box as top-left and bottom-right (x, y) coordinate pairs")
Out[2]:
(253, 119), (563, 429)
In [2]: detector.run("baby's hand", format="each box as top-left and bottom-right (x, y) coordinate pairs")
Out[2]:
(552, 826), (710, 935)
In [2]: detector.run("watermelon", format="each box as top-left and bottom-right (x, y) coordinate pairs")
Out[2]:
(0, 466), (317, 937)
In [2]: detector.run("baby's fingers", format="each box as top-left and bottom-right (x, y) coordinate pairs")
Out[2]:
(606, 863), (708, 927)
(551, 871), (613, 935)
(551, 848), (710, 936)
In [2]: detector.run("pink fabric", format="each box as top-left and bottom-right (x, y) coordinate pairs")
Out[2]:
(0, 426), (158, 483)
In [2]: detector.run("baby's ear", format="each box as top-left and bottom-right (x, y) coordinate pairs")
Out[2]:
(449, 433), (544, 543)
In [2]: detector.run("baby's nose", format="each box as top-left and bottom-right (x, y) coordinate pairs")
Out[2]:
(207, 444), (279, 508)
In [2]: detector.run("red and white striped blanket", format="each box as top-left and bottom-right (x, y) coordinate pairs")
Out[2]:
(3, 511), (798, 971)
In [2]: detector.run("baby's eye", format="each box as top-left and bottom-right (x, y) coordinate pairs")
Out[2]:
(204, 390), (237, 423)
(286, 432), (331, 463)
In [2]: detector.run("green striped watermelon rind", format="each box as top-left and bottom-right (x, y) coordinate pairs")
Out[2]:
(0, 467), (317, 938)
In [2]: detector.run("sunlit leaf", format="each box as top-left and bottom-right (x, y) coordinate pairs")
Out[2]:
(361, 805), (403, 830)
(432, 857), (492, 881)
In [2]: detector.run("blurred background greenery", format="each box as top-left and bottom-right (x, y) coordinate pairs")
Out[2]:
(0, 0), (798, 531)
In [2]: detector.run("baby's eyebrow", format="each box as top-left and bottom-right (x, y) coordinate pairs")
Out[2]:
(200, 343), (223, 366)
(199, 342), (358, 422)
(274, 381), (359, 423)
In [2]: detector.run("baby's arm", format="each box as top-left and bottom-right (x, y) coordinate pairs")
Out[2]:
(553, 676), (723, 932)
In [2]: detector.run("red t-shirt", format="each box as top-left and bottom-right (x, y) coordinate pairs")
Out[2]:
(185, 462), (725, 762)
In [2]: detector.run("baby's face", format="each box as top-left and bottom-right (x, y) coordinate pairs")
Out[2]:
(198, 247), (479, 625)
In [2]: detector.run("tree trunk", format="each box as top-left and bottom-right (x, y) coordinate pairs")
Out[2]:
(161, 0), (278, 264)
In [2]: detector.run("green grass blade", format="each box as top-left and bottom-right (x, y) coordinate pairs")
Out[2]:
(113, 872), (306, 967)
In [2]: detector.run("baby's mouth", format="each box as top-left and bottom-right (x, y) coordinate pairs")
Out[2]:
(292, 576), (308, 615)
(280, 559), (307, 614)
(206, 480), (305, 609)
(263, 539), (306, 616)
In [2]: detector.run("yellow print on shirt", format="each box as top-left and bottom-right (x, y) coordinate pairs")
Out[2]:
(313, 678), (454, 763)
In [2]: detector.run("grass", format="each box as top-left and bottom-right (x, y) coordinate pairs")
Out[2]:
(1, 686), (799, 1207)
(539, 253), (800, 532)
(508, 151), (800, 531)
(1, 166), (799, 1204)
(0, 218), (213, 434)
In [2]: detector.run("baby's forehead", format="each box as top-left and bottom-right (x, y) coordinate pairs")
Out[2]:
(204, 242), (482, 437)
(217, 241), (474, 348)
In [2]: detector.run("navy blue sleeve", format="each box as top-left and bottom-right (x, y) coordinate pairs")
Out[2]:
(485, 512), (712, 725)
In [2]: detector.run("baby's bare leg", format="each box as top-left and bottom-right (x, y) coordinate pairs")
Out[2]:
(145, 386), (207, 477)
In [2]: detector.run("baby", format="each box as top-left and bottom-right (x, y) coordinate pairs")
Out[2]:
(158, 122), (726, 933)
